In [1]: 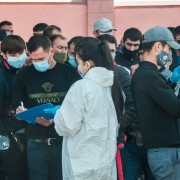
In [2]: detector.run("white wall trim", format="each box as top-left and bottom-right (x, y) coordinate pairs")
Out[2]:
(0, 0), (86, 3)
(114, 0), (180, 6)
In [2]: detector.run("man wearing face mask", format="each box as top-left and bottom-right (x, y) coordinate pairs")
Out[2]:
(50, 34), (68, 63)
(67, 36), (83, 69)
(0, 35), (28, 180)
(98, 34), (155, 180)
(98, 34), (140, 179)
(136, 42), (180, 96)
(131, 26), (180, 180)
(12, 35), (80, 180)
(115, 28), (142, 70)
(157, 47), (180, 96)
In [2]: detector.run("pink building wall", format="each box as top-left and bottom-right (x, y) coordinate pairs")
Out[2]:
(0, 2), (180, 43)
(0, 3), (87, 41)
(87, 0), (114, 36)
(114, 5), (180, 43)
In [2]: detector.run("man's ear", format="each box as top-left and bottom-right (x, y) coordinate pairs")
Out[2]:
(1, 52), (7, 60)
(154, 42), (162, 55)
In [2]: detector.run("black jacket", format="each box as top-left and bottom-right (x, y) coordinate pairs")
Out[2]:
(0, 61), (25, 133)
(117, 65), (137, 125)
(131, 61), (180, 149)
(115, 51), (140, 70)
(116, 65), (138, 143)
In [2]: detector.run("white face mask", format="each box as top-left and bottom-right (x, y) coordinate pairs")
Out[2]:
(32, 59), (51, 72)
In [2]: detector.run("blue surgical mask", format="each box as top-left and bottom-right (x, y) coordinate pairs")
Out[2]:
(68, 55), (77, 68)
(78, 67), (85, 78)
(111, 52), (116, 61)
(7, 52), (27, 69)
(33, 59), (51, 72)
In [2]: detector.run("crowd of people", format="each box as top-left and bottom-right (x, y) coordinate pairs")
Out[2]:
(0, 18), (180, 180)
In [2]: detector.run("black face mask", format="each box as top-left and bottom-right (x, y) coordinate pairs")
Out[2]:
(122, 46), (139, 60)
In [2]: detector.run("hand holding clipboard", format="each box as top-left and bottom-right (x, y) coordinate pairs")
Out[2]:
(15, 103), (60, 125)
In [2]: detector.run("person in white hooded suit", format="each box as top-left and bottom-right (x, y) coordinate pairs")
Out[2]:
(54, 40), (125, 180)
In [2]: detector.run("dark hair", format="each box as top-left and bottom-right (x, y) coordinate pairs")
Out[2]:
(97, 34), (117, 48)
(1, 35), (25, 54)
(75, 37), (100, 53)
(33, 23), (48, 32)
(27, 35), (52, 53)
(83, 37), (99, 43)
(0, 29), (9, 41)
(142, 41), (167, 52)
(0, 21), (13, 28)
(50, 34), (67, 45)
(48, 25), (61, 31)
(68, 36), (84, 49)
(173, 26), (180, 39)
(123, 27), (142, 42)
(167, 27), (175, 34)
(43, 25), (61, 38)
(75, 41), (124, 124)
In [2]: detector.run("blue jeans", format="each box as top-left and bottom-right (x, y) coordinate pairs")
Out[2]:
(27, 140), (62, 180)
(124, 141), (155, 180)
(147, 147), (180, 180)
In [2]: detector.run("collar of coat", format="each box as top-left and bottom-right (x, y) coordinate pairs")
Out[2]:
(85, 67), (114, 87)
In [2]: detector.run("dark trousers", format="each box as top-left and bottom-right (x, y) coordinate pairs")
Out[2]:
(124, 141), (155, 180)
(27, 140), (62, 180)
(0, 135), (28, 180)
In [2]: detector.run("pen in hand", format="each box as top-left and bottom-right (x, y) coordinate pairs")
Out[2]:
(20, 101), (24, 111)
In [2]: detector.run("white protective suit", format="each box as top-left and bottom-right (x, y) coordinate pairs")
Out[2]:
(54, 67), (119, 180)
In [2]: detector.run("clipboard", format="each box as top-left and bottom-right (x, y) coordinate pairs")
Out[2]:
(14, 103), (55, 124)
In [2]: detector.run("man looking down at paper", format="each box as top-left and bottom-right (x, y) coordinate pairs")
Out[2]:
(12, 35), (80, 180)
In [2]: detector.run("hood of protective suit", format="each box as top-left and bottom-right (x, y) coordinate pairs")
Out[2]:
(85, 67), (114, 87)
